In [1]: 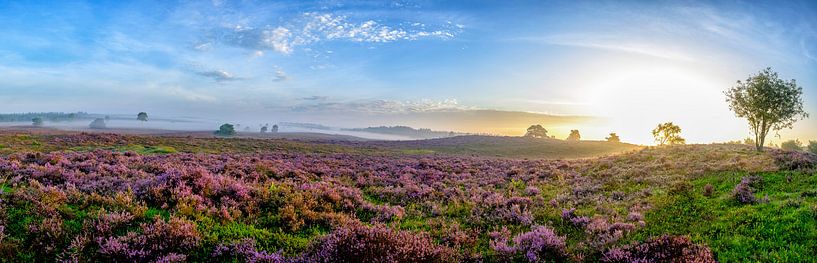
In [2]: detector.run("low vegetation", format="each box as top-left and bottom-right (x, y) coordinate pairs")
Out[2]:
(0, 131), (814, 261)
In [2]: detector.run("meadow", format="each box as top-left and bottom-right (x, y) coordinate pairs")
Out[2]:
(0, 131), (815, 262)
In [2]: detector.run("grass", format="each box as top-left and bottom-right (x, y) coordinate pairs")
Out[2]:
(627, 170), (817, 262)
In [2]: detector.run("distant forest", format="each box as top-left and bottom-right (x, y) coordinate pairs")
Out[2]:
(0, 112), (93, 122)
(345, 125), (467, 139)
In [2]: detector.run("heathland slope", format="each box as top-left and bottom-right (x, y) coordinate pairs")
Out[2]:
(354, 135), (643, 159)
(1, 131), (814, 262)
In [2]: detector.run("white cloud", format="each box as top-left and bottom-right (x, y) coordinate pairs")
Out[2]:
(522, 35), (695, 61)
(211, 12), (460, 55)
(273, 68), (288, 81)
(196, 69), (237, 82)
(262, 27), (294, 54)
(289, 99), (473, 113)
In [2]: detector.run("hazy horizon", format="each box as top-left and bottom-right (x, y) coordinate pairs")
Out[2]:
(1, 0), (816, 145)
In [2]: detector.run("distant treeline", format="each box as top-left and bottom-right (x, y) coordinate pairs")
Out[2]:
(0, 112), (92, 122)
(345, 125), (468, 139)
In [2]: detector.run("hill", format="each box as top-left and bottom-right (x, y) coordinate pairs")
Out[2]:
(355, 135), (643, 159)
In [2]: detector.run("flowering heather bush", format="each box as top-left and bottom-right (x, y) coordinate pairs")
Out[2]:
(212, 238), (285, 263)
(732, 176), (763, 204)
(512, 225), (570, 262)
(490, 225), (570, 262)
(296, 223), (456, 262)
(601, 235), (715, 263)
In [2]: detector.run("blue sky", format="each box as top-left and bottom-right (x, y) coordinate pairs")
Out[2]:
(0, 0), (815, 144)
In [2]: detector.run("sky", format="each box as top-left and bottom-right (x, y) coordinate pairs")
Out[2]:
(0, 0), (815, 145)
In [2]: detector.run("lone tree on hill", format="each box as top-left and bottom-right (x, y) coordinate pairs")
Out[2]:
(606, 133), (620, 142)
(725, 68), (808, 151)
(32, 117), (43, 126)
(566, 130), (581, 141)
(137, 112), (148, 121)
(215, 123), (235, 136)
(524, 125), (548, 138)
(652, 122), (685, 146)
(89, 118), (106, 129)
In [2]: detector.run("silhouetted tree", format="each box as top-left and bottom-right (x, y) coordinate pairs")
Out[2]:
(726, 68), (809, 151)
(261, 125), (268, 133)
(781, 139), (804, 151)
(271, 124), (279, 133)
(808, 141), (817, 154)
(215, 123), (235, 136)
(524, 125), (548, 138)
(606, 133), (620, 142)
(31, 117), (43, 126)
(89, 118), (106, 129)
(566, 130), (581, 141)
(652, 122), (685, 146)
(137, 112), (148, 121)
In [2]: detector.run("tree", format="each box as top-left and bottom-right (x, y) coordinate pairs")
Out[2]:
(137, 112), (148, 121)
(652, 122), (685, 146)
(32, 117), (43, 126)
(215, 123), (235, 136)
(271, 124), (279, 133)
(606, 133), (620, 142)
(566, 130), (581, 141)
(261, 125), (268, 133)
(808, 141), (817, 154)
(524, 125), (548, 138)
(89, 118), (106, 129)
(725, 68), (809, 151)
(781, 139), (804, 151)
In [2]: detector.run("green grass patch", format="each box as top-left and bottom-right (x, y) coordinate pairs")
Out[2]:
(628, 171), (817, 262)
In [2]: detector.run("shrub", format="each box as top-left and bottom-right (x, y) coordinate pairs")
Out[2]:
(98, 216), (201, 262)
(512, 225), (570, 262)
(601, 235), (715, 263)
(212, 238), (285, 263)
(89, 118), (106, 129)
(489, 225), (570, 262)
(215, 123), (236, 136)
(296, 224), (456, 262)
(808, 141), (817, 154)
(702, 184), (714, 197)
(732, 176), (763, 204)
(781, 139), (804, 151)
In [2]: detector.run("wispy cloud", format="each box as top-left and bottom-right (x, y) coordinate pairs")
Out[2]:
(210, 12), (460, 55)
(196, 70), (238, 82)
(514, 35), (695, 61)
(300, 96), (328, 101)
(289, 99), (473, 113)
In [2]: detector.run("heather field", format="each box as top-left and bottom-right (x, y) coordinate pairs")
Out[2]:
(0, 132), (815, 262)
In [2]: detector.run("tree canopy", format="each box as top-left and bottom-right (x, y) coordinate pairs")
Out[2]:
(606, 133), (620, 143)
(31, 117), (43, 126)
(89, 118), (106, 129)
(781, 140), (804, 151)
(524, 125), (548, 138)
(566, 130), (581, 141)
(137, 112), (148, 121)
(725, 68), (808, 151)
(652, 122), (685, 146)
(215, 123), (236, 136)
